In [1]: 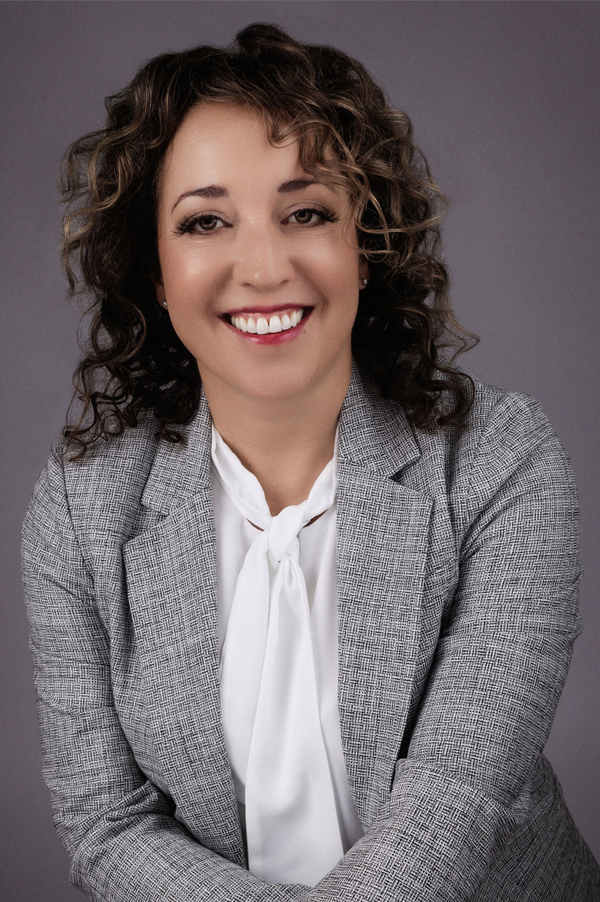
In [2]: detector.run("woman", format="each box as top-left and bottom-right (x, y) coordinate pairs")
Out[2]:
(22, 22), (600, 901)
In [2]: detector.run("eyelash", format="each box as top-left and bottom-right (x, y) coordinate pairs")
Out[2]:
(174, 206), (340, 236)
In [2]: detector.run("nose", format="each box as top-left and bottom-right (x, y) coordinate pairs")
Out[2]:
(232, 220), (294, 292)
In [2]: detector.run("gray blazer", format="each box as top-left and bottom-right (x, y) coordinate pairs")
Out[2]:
(22, 370), (600, 902)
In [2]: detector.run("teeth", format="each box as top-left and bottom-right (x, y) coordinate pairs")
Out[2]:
(230, 309), (305, 334)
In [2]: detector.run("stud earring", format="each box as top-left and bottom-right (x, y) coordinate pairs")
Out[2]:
(361, 278), (368, 287)
(162, 301), (168, 308)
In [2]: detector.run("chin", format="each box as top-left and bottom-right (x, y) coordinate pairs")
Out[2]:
(238, 371), (315, 404)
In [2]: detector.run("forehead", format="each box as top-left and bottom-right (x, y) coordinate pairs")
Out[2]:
(174, 103), (282, 152)
(160, 103), (301, 190)
(158, 102), (346, 208)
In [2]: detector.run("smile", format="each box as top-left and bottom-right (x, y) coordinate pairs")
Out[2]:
(228, 308), (307, 334)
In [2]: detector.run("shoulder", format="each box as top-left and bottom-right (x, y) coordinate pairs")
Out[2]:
(25, 412), (162, 546)
(382, 372), (577, 517)
(416, 370), (570, 468)
(462, 376), (560, 454)
(452, 376), (575, 499)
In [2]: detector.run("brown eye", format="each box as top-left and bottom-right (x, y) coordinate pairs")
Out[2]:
(292, 208), (318, 225)
(175, 213), (228, 236)
(194, 215), (220, 232)
(288, 207), (338, 227)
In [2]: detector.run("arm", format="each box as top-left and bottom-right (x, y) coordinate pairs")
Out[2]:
(304, 395), (582, 901)
(22, 450), (308, 902)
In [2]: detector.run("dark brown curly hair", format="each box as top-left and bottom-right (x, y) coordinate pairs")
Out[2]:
(61, 22), (476, 457)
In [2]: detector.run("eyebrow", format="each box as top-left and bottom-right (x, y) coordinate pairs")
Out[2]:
(170, 178), (331, 214)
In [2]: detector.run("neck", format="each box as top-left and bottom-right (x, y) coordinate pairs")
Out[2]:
(202, 364), (351, 516)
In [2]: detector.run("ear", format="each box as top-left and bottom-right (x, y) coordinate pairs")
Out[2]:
(153, 274), (167, 308)
(359, 256), (370, 287)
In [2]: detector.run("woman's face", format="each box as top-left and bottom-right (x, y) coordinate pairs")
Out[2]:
(155, 102), (368, 405)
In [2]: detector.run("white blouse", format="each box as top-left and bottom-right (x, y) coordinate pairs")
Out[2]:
(211, 426), (363, 887)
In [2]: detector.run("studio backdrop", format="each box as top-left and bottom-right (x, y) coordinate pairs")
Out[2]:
(1, 3), (598, 900)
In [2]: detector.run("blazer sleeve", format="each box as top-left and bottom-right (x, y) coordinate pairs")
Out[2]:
(22, 449), (308, 902)
(302, 394), (584, 901)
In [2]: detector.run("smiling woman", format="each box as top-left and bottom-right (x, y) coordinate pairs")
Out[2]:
(22, 21), (600, 902)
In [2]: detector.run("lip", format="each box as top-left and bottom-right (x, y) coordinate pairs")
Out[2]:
(223, 304), (307, 317)
(223, 307), (313, 344)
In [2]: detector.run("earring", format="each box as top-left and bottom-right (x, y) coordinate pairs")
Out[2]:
(361, 278), (368, 287)
(161, 301), (168, 308)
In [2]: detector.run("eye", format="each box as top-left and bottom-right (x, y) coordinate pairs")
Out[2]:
(288, 207), (339, 226)
(175, 213), (228, 235)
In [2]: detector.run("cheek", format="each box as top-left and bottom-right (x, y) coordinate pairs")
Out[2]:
(161, 247), (199, 291)
(160, 248), (223, 313)
(329, 248), (361, 314)
(305, 238), (359, 293)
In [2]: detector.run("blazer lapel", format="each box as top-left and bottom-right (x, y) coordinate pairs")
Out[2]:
(123, 394), (245, 865)
(336, 372), (434, 827)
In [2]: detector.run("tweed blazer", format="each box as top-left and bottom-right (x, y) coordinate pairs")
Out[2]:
(22, 369), (600, 902)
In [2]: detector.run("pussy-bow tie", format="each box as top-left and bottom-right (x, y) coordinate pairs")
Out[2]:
(213, 426), (343, 886)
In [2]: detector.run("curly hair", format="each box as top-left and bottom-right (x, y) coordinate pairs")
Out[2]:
(61, 22), (476, 457)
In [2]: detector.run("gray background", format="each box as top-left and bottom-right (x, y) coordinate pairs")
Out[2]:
(1, 2), (598, 899)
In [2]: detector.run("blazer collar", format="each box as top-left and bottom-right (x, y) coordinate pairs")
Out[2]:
(141, 389), (213, 515)
(338, 365), (422, 478)
(141, 365), (422, 515)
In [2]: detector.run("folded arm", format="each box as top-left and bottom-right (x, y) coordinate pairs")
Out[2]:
(304, 395), (582, 900)
(23, 450), (308, 902)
